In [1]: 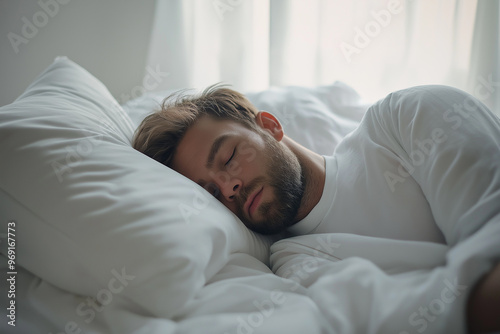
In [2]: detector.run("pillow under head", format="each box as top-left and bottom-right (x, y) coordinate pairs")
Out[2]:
(0, 57), (271, 318)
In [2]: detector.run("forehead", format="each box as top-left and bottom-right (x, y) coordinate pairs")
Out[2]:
(171, 116), (250, 179)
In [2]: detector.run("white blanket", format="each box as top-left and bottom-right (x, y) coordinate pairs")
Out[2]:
(272, 85), (500, 334)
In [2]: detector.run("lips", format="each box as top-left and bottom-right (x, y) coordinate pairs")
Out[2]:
(245, 186), (263, 219)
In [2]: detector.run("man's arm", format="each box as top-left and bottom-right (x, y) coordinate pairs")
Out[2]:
(467, 261), (500, 333)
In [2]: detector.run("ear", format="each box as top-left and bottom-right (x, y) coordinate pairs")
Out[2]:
(255, 111), (284, 141)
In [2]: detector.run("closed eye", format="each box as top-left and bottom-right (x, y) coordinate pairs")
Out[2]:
(225, 148), (235, 166)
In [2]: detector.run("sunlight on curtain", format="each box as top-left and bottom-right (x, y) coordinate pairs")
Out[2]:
(146, 0), (270, 93)
(147, 0), (498, 113)
(269, 0), (479, 103)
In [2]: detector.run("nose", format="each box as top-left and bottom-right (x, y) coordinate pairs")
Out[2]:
(219, 177), (242, 201)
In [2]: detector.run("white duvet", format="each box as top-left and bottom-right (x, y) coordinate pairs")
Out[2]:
(2, 82), (500, 334)
(271, 85), (500, 334)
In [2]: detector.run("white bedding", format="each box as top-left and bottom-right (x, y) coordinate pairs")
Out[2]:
(1, 59), (499, 334)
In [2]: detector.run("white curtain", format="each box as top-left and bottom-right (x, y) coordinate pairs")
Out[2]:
(146, 0), (499, 113)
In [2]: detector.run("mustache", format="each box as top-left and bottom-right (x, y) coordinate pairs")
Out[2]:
(236, 176), (266, 208)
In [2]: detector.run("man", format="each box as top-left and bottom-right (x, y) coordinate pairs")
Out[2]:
(133, 84), (499, 333)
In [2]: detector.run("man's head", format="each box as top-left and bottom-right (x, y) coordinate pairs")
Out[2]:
(133, 84), (305, 234)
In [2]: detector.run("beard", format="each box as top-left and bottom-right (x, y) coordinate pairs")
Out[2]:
(235, 132), (305, 234)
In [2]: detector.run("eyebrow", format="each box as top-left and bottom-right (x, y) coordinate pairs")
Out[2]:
(206, 134), (231, 169)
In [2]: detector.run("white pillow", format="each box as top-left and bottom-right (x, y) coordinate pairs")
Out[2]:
(122, 82), (369, 156)
(0, 57), (271, 319)
(246, 83), (369, 155)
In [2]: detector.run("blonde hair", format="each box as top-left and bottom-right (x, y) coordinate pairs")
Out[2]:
(132, 83), (259, 167)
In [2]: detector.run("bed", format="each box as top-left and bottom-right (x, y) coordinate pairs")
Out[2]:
(1, 57), (499, 334)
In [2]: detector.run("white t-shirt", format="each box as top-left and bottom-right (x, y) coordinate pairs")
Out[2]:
(281, 85), (500, 334)
(289, 120), (447, 244)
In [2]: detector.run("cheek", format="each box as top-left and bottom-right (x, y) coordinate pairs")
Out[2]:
(239, 142), (268, 176)
(226, 147), (263, 179)
(228, 157), (265, 182)
(238, 137), (265, 164)
(226, 160), (243, 176)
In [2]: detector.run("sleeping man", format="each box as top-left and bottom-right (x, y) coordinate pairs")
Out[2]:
(132, 84), (500, 333)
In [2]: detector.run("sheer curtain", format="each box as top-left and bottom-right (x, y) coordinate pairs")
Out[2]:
(146, 0), (499, 113)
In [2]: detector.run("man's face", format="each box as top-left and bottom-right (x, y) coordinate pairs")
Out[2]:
(171, 114), (305, 234)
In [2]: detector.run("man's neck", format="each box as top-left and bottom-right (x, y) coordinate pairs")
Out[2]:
(282, 136), (326, 223)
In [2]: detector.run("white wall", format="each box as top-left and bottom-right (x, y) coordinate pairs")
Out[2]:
(0, 0), (156, 106)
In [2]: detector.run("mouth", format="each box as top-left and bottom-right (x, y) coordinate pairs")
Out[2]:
(245, 186), (264, 219)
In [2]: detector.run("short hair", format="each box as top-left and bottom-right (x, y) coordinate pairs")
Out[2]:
(132, 83), (259, 167)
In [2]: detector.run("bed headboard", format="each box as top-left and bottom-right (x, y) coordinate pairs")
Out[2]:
(0, 0), (156, 106)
